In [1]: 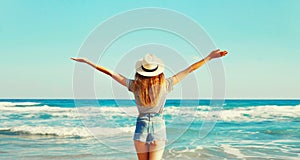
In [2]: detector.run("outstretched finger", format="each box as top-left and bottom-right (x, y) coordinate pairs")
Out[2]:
(71, 58), (80, 62)
(220, 51), (228, 56)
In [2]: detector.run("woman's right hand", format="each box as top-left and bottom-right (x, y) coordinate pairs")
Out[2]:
(70, 57), (89, 63)
(206, 49), (228, 60)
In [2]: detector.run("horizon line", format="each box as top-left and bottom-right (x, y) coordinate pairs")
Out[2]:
(0, 98), (300, 100)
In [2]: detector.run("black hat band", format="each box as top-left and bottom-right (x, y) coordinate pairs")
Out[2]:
(141, 65), (158, 72)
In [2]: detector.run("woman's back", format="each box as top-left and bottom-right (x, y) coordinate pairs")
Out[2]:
(126, 74), (174, 114)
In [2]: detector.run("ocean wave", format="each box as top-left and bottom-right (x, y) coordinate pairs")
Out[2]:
(166, 145), (204, 159)
(221, 144), (246, 159)
(0, 101), (40, 107)
(0, 125), (134, 138)
(164, 105), (300, 122)
(76, 106), (138, 117)
(0, 105), (80, 119)
(1, 104), (300, 122)
(0, 105), (72, 112)
(0, 106), (138, 120)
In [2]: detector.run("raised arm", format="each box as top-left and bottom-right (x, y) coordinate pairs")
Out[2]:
(172, 49), (228, 85)
(71, 58), (127, 87)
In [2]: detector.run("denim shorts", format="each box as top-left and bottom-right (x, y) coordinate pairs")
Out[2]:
(133, 113), (166, 144)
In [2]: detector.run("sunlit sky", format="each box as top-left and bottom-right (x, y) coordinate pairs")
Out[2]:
(1, 0), (299, 99)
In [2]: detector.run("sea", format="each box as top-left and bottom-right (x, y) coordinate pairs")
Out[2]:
(0, 99), (299, 160)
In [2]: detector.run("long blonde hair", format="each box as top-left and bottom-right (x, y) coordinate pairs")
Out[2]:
(132, 73), (165, 107)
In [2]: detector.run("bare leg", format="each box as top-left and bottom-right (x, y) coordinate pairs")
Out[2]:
(149, 141), (165, 160)
(134, 140), (149, 160)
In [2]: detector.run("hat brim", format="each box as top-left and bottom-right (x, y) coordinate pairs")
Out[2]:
(135, 59), (164, 77)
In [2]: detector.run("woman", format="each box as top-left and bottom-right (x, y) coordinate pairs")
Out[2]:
(71, 49), (228, 160)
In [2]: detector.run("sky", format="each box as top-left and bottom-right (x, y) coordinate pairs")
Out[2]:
(0, 0), (299, 99)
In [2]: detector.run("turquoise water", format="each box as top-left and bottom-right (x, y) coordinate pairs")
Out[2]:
(0, 99), (299, 159)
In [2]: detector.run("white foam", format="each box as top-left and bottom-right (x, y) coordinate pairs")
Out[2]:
(1, 104), (299, 122)
(0, 102), (40, 107)
(0, 105), (139, 120)
(0, 128), (10, 131)
(77, 106), (138, 117)
(0, 105), (70, 112)
(164, 105), (300, 122)
(167, 145), (204, 159)
(8, 125), (91, 137)
(7, 125), (135, 137)
(0, 105), (80, 118)
(0, 102), (15, 107)
(221, 144), (246, 159)
(185, 146), (203, 153)
(89, 126), (135, 136)
(272, 139), (300, 143)
(218, 105), (300, 122)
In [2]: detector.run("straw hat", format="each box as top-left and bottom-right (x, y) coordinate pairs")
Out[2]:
(135, 53), (164, 77)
